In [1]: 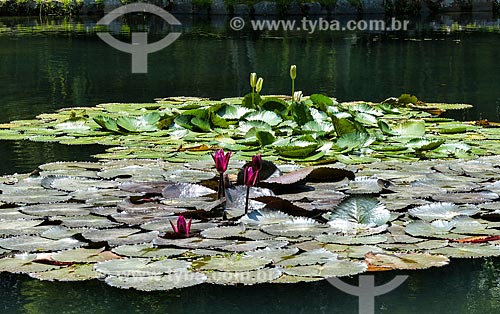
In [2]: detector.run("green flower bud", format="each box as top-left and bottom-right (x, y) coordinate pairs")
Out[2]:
(290, 65), (297, 80)
(250, 73), (257, 88)
(256, 77), (263, 93)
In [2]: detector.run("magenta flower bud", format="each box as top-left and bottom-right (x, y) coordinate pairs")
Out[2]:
(244, 165), (259, 187)
(212, 148), (232, 174)
(169, 215), (192, 237)
(251, 154), (262, 171)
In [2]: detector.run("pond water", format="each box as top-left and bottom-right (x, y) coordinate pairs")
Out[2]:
(0, 13), (500, 313)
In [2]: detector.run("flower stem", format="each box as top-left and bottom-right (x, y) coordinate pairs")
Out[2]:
(221, 173), (225, 198)
(245, 186), (250, 214)
(217, 173), (223, 199)
(251, 88), (255, 108)
(291, 79), (295, 100)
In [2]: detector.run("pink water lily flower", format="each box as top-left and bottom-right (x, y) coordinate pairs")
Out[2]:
(212, 148), (232, 174)
(169, 215), (192, 237)
(251, 154), (262, 171)
(244, 165), (259, 187)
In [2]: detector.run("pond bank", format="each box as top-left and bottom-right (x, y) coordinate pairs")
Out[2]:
(0, 0), (499, 17)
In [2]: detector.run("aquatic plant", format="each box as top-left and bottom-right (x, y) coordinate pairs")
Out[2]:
(169, 215), (192, 237)
(212, 148), (232, 199)
(244, 157), (260, 214)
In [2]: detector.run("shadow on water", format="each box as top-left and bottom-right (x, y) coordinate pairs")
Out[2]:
(0, 258), (499, 314)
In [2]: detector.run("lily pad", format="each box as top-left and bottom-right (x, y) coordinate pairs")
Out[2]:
(408, 203), (480, 221)
(30, 264), (105, 281)
(246, 247), (299, 263)
(201, 226), (247, 239)
(199, 255), (270, 272)
(365, 252), (449, 270)
(95, 258), (190, 276)
(105, 271), (207, 291)
(0, 236), (84, 252)
(205, 268), (282, 285)
(51, 247), (121, 263)
(112, 244), (188, 258)
(324, 196), (390, 228)
(261, 218), (328, 238)
(283, 260), (367, 278)
(20, 203), (91, 217)
(162, 183), (215, 199)
(277, 249), (337, 267)
(0, 254), (61, 273)
(429, 243), (500, 258)
(82, 229), (159, 247)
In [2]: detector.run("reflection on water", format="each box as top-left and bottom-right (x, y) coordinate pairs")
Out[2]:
(0, 141), (106, 175)
(1, 15), (500, 314)
(0, 258), (499, 314)
(1, 14), (500, 126)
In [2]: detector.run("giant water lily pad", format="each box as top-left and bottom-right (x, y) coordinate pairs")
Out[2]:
(42, 176), (117, 192)
(245, 247), (299, 263)
(0, 236), (84, 252)
(105, 272), (207, 291)
(40, 226), (90, 240)
(432, 192), (499, 204)
(112, 244), (188, 258)
(239, 209), (293, 226)
(0, 220), (49, 236)
(404, 220), (454, 238)
(315, 234), (388, 245)
(154, 237), (232, 249)
(52, 215), (120, 228)
(0, 254), (61, 273)
(95, 258), (190, 276)
(82, 229), (158, 246)
(162, 183), (215, 199)
(30, 264), (105, 281)
(51, 247), (121, 263)
(283, 260), (367, 278)
(365, 252), (449, 270)
(277, 249), (337, 267)
(429, 243), (500, 258)
(199, 255), (270, 272)
(408, 203), (479, 221)
(261, 218), (328, 238)
(20, 203), (91, 217)
(206, 268), (282, 285)
(324, 196), (390, 226)
(0, 190), (71, 205)
(219, 240), (269, 252)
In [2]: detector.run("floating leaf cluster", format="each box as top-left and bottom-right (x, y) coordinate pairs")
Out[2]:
(0, 95), (487, 163)
(0, 155), (499, 291)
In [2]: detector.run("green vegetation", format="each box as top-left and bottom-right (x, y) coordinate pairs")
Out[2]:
(0, 83), (482, 164)
(0, 0), (83, 15)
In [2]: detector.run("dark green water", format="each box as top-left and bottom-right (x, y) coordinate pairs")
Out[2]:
(0, 14), (500, 313)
